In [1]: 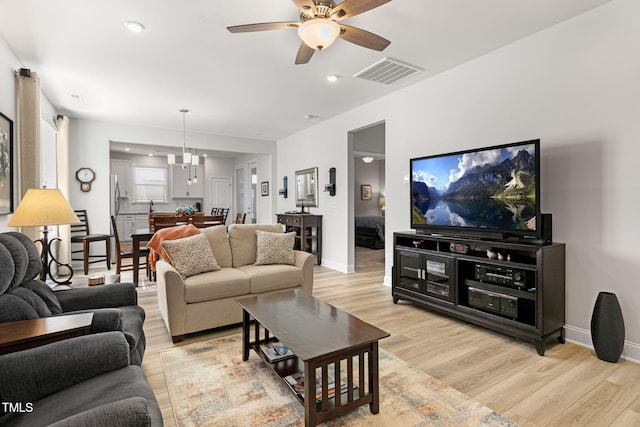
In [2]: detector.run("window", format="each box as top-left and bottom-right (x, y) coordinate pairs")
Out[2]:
(133, 166), (167, 202)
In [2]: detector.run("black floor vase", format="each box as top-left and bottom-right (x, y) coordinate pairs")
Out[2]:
(591, 292), (625, 363)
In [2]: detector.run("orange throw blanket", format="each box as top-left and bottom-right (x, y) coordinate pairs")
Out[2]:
(147, 224), (201, 271)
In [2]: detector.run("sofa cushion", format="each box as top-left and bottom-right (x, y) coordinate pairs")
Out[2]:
(0, 234), (29, 290)
(22, 279), (63, 315)
(7, 287), (51, 317)
(5, 232), (42, 281)
(238, 264), (304, 294)
(201, 225), (233, 268)
(228, 224), (283, 267)
(255, 230), (295, 265)
(161, 233), (221, 279)
(0, 242), (15, 295)
(183, 268), (250, 303)
(5, 365), (162, 427)
(0, 294), (39, 322)
(147, 224), (200, 270)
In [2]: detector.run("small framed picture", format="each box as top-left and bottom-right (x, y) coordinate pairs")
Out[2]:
(361, 184), (372, 200)
(261, 181), (269, 196)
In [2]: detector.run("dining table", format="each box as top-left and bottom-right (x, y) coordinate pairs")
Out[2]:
(130, 228), (154, 286)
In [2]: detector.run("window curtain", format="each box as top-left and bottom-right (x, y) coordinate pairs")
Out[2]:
(16, 69), (41, 241)
(56, 115), (71, 265)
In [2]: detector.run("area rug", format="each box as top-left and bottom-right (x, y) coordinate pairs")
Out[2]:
(160, 335), (517, 426)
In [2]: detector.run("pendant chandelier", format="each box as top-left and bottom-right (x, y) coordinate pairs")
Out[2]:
(168, 108), (199, 184)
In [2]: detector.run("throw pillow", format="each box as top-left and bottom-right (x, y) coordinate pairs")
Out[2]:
(255, 230), (296, 265)
(161, 233), (221, 279)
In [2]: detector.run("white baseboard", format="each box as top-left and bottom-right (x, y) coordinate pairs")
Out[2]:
(565, 324), (640, 363)
(383, 275), (392, 287)
(320, 259), (350, 273)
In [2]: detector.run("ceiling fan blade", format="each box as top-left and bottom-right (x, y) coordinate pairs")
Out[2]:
(291, 0), (318, 16)
(227, 22), (300, 33)
(330, 0), (391, 21)
(338, 24), (390, 51)
(295, 42), (315, 65)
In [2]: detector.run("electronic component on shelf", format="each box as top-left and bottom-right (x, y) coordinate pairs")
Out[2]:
(468, 287), (518, 319)
(475, 264), (527, 288)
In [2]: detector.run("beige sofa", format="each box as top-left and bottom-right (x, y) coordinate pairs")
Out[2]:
(156, 224), (314, 342)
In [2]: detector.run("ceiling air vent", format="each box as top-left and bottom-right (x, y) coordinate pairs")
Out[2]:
(354, 57), (422, 85)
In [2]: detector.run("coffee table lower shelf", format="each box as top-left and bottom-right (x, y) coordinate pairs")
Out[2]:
(250, 343), (365, 413)
(243, 321), (380, 427)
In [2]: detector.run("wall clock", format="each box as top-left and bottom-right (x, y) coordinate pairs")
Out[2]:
(76, 167), (95, 192)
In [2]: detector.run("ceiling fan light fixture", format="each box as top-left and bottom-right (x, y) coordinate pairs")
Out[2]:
(298, 19), (340, 50)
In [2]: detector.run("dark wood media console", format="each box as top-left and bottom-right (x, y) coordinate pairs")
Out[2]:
(392, 231), (565, 355)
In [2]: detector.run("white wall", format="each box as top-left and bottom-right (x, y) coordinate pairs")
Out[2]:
(278, 0), (640, 357)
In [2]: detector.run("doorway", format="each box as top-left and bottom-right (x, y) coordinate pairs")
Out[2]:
(210, 177), (231, 225)
(350, 122), (385, 270)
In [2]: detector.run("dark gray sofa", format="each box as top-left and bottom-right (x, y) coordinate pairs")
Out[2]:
(0, 231), (146, 365)
(0, 331), (162, 426)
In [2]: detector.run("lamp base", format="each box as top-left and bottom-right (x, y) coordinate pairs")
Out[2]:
(37, 229), (73, 284)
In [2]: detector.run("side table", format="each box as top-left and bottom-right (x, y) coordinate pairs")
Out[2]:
(0, 313), (94, 355)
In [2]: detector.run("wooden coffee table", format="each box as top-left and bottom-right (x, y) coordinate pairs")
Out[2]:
(236, 290), (390, 427)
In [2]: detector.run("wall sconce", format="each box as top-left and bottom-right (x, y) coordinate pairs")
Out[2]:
(278, 176), (288, 198)
(324, 167), (336, 196)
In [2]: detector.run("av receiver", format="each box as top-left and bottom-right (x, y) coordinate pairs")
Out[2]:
(468, 287), (518, 319)
(475, 264), (527, 288)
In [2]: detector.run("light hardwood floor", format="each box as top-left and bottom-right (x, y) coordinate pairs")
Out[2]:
(138, 266), (640, 426)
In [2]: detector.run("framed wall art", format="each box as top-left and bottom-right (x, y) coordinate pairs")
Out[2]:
(0, 112), (13, 214)
(261, 181), (269, 196)
(361, 184), (372, 200)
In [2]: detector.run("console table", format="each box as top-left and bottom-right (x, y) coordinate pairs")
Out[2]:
(0, 313), (94, 355)
(277, 214), (322, 265)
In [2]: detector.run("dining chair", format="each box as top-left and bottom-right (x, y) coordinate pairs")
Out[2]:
(71, 210), (111, 275)
(220, 208), (230, 224)
(210, 208), (221, 215)
(153, 216), (187, 230)
(191, 215), (224, 228)
(110, 215), (151, 279)
(234, 212), (246, 224)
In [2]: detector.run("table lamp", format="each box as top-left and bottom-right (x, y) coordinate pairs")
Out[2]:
(8, 188), (80, 283)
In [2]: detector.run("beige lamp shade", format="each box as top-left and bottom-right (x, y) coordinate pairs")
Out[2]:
(8, 188), (80, 227)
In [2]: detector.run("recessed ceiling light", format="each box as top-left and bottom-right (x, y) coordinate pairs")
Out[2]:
(326, 75), (339, 83)
(70, 94), (82, 101)
(124, 147), (131, 151)
(124, 21), (145, 33)
(148, 153), (153, 157)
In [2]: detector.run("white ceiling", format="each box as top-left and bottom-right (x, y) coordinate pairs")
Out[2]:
(0, 0), (612, 143)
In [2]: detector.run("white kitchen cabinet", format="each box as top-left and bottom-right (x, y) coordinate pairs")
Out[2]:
(170, 164), (204, 198)
(111, 160), (132, 198)
(135, 215), (149, 230)
(118, 215), (136, 242)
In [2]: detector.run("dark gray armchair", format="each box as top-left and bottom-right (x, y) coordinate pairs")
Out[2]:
(0, 332), (162, 426)
(0, 232), (146, 365)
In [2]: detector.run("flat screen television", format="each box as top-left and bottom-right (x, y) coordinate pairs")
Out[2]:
(410, 139), (541, 241)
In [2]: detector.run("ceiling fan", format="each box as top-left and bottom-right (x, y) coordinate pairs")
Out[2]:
(227, 0), (392, 65)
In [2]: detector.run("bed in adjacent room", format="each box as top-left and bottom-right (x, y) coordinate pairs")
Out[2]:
(355, 216), (385, 249)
